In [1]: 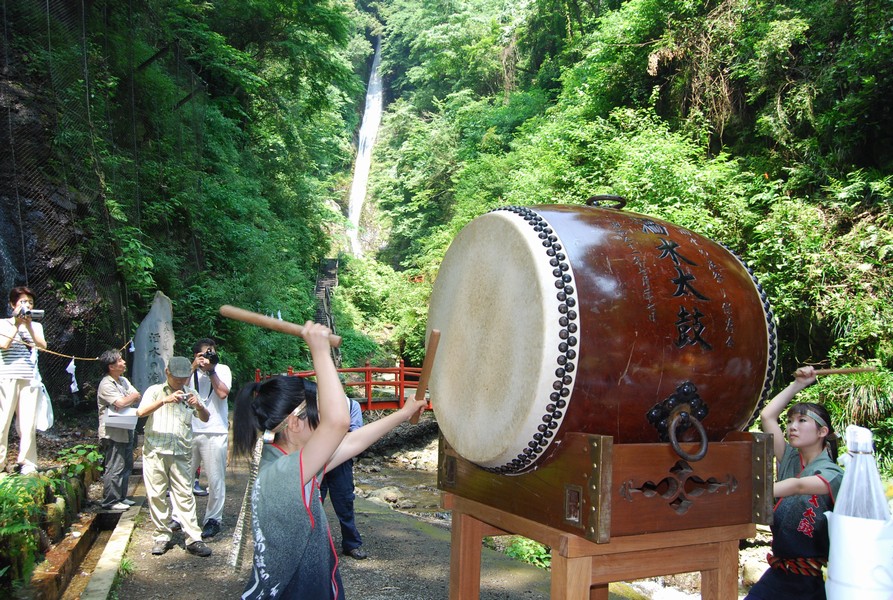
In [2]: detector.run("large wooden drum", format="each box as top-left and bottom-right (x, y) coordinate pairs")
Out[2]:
(428, 203), (777, 474)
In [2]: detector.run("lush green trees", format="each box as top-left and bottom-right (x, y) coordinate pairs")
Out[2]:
(6, 0), (381, 378)
(105, 0), (371, 377)
(364, 0), (892, 463)
(10, 0), (891, 461)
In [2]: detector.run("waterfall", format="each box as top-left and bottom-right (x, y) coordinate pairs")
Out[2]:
(347, 38), (384, 256)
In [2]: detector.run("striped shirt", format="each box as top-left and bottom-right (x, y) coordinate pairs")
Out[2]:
(140, 382), (199, 456)
(0, 328), (38, 380)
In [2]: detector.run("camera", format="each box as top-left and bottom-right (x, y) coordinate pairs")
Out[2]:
(178, 391), (194, 403)
(201, 349), (219, 365)
(18, 309), (44, 321)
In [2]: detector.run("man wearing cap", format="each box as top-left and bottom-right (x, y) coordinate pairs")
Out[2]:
(136, 356), (212, 557)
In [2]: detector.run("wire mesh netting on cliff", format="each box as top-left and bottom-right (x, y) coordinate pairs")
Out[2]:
(0, 0), (207, 405)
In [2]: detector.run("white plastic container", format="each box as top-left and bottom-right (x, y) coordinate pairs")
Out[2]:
(826, 425), (893, 599)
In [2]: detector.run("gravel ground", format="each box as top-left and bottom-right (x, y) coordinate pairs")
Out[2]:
(33, 411), (769, 599)
(114, 413), (554, 599)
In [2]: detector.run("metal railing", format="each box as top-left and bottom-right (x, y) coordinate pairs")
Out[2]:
(255, 359), (427, 411)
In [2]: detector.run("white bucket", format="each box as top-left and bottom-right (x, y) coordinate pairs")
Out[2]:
(826, 512), (893, 599)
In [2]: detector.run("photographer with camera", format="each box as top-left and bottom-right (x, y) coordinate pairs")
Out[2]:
(187, 338), (231, 540)
(136, 356), (212, 557)
(0, 286), (47, 475)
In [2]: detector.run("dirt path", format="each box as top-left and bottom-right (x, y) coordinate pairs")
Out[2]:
(35, 413), (767, 599)
(115, 445), (553, 600)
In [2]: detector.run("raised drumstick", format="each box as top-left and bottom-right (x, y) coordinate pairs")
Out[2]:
(810, 367), (877, 376)
(409, 329), (440, 424)
(219, 305), (342, 347)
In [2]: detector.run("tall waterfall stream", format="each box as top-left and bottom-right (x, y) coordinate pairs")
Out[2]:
(347, 38), (384, 256)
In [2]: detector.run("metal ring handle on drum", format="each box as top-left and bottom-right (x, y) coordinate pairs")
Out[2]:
(586, 195), (627, 210)
(668, 411), (708, 462)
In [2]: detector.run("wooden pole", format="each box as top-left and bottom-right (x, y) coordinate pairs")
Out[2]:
(803, 367), (877, 376)
(409, 329), (440, 424)
(219, 305), (342, 347)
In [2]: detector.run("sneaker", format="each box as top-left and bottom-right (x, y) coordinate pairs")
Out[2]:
(186, 540), (212, 557)
(121, 498), (136, 506)
(168, 519), (182, 532)
(104, 502), (130, 511)
(201, 518), (221, 539)
(19, 463), (37, 476)
(343, 547), (368, 560)
(152, 540), (170, 555)
(193, 480), (209, 496)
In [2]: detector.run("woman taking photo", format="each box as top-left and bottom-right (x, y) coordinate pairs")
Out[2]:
(0, 286), (47, 475)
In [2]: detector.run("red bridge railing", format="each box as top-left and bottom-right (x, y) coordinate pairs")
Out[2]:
(255, 360), (426, 412)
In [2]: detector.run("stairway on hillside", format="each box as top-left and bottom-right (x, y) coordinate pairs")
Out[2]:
(314, 258), (341, 366)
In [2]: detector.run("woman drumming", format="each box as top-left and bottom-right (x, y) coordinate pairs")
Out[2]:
(745, 366), (843, 600)
(232, 322), (426, 599)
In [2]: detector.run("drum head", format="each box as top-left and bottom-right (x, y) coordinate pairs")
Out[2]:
(428, 209), (579, 471)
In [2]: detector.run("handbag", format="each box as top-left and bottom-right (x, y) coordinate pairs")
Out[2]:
(103, 406), (138, 430)
(35, 383), (54, 431)
(32, 357), (54, 431)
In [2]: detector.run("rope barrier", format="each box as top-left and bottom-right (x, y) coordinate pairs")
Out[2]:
(0, 330), (134, 362)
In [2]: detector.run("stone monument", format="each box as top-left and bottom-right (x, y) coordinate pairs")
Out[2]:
(132, 291), (175, 393)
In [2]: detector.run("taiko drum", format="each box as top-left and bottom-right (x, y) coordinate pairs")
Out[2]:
(427, 203), (777, 474)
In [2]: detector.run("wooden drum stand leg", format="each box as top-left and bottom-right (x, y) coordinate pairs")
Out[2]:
(449, 511), (486, 600)
(445, 493), (752, 600)
(550, 553), (597, 600)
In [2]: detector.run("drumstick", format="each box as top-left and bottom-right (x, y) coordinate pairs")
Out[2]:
(807, 367), (877, 376)
(219, 305), (342, 347)
(409, 329), (440, 425)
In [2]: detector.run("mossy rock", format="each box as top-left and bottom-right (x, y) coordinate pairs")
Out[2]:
(64, 478), (83, 517)
(82, 465), (101, 487)
(42, 498), (66, 544)
(607, 582), (651, 599)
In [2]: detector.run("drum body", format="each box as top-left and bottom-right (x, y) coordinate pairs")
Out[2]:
(428, 204), (776, 474)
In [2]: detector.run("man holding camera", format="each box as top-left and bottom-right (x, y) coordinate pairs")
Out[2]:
(0, 286), (47, 475)
(187, 338), (231, 540)
(137, 356), (212, 557)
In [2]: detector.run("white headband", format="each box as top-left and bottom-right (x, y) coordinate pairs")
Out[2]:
(804, 409), (828, 429)
(262, 401), (307, 442)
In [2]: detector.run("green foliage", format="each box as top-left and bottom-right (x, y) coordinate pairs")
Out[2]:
(55, 444), (103, 479)
(745, 171), (893, 372)
(0, 458), (109, 591)
(11, 0), (893, 469)
(366, 0), (892, 464)
(113, 229), (157, 298)
(332, 255), (432, 364)
(504, 536), (551, 570)
(380, 0), (521, 110)
(872, 417), (893, 478)
(117, 556), (136, 578)
(8, 0), (374, 383)
(0, 475), (45, 586)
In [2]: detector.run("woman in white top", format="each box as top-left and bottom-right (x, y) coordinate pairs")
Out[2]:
(0, 286), (47, 474)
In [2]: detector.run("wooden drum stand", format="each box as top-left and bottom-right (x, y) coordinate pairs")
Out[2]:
(438, 431), (774, 599)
